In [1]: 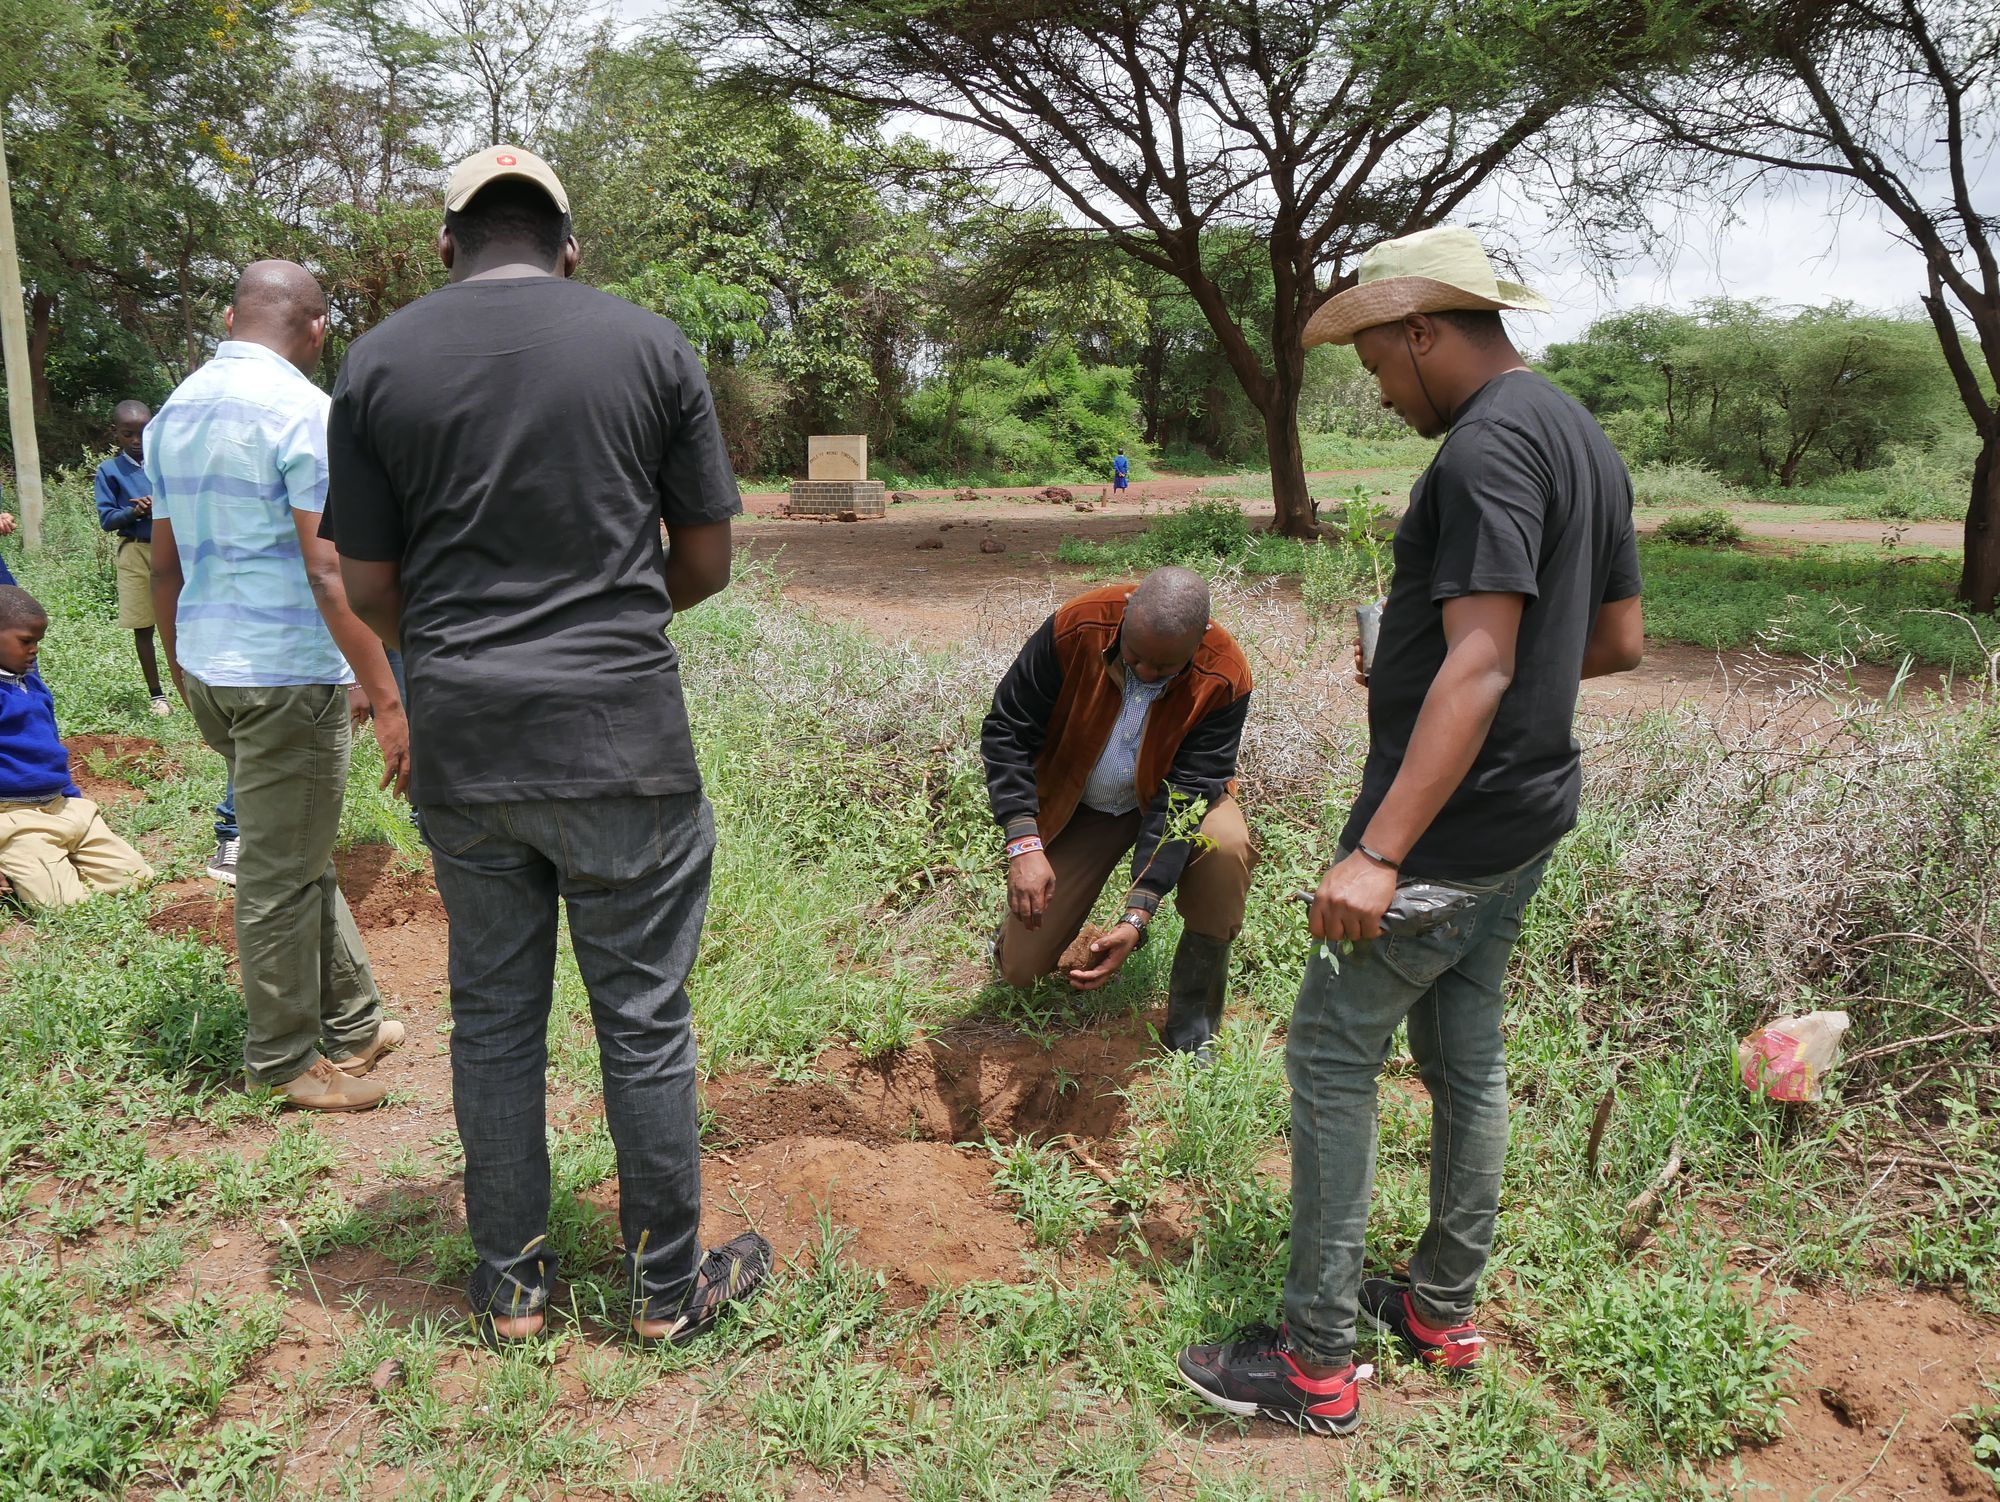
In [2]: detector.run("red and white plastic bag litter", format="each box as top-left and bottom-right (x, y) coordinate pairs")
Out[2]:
(1738, 1010), (1852, 1103)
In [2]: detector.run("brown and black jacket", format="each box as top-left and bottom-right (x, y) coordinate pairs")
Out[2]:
(980, 583), (1253, 913)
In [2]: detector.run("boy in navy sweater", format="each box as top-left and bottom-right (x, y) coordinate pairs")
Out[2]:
(0, 586), (153, 909)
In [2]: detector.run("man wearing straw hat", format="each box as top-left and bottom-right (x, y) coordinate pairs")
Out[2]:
(1177, 226), (1645, 1435)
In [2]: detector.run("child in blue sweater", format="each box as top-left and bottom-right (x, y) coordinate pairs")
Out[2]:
(0, 586), (153, 909)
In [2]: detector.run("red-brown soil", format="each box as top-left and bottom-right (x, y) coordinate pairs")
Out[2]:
(66, 731), (172, 806)
(1728, 1286), (2000, 1499)
(706, 1021), (1147, 1151)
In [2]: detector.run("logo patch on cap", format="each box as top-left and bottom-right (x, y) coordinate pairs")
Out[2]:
(495, 153), (517, 165)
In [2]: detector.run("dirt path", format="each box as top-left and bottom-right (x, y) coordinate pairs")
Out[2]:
(736, 493), (1944, 715)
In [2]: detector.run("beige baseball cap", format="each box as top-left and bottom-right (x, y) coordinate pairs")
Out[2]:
(444, 144), (570, 216)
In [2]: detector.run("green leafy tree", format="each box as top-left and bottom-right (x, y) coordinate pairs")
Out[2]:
(1618, 0), (2000, 605)
(1670, 301), (1954, 488)
(548, 35), (968, 474)
(3, 0), (293, 459)
(238, 0), (456, 367)
(703, 0), (1701, 536)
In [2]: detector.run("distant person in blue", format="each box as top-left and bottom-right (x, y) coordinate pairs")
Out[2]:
(1113, 449), (1130, 491)
(95, 401), (172, 717)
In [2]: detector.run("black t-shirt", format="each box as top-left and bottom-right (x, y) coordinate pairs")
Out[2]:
(321, 276), (741, 804)
(1341, 371), (1641, 879)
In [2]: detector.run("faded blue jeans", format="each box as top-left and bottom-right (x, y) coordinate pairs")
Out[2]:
(420, 792), (716, 1327)
(1283, 852), (1550, 1366)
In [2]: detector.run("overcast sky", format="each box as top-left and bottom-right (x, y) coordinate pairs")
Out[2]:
(606, 0), (1940, 350)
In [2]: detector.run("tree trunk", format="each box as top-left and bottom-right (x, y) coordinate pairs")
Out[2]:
(1140, 337), (1164, 447)
(1958, 427), (2000, 615)
(1256, 326), (1320, 536)
(26, 291), (53, 420)
(1263, 358), (1314, 538)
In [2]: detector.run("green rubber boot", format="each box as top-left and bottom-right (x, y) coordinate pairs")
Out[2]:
(1164, 931), (1231, 1059)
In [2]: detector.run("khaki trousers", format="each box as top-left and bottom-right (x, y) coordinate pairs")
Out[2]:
(183, 677), (384, 1086)
(997, 796), (1255, 987)
(0, 795), (154, 910)
(115, 539), (156, 629)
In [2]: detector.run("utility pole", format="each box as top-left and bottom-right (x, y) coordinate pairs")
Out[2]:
(0, 113), (45, 552)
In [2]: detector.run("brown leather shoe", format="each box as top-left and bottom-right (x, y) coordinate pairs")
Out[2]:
(330, 1017), (405, 1076)
(272, 1056), (388, 1112)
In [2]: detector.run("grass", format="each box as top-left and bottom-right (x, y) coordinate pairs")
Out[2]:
(1, 474), (1994, 1498)
(1058, 494), (1999, 673)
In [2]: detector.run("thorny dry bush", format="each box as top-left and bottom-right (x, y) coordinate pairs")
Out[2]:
(1569, 635), (2000, 1109)
(686, 569), (1998, 1107)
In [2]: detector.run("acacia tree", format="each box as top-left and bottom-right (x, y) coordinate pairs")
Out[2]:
(702, 0), (1683, 534)
(1620, 0), (2000, 609)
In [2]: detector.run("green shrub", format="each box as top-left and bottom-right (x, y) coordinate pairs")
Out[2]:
(1536, 1270), (1797, 1458)
(1852, 445), (1969, 522)
(1146, 500), (1253, 562)
(1630, 462), (1740, 510)
(1657, 507), (1744, 547)
(893, 344), (1139, 484)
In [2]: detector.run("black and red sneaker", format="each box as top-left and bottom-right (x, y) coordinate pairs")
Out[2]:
(634, 1231), (772, 1346)
(1176, 1323), (1371, 1436)
(1359, 1277), (1487, 1370)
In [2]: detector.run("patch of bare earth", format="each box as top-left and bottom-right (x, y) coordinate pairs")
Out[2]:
(1721, 1286), (2000, 1499)
(701, 1021), (1150, 1298)
(66, 731), (170, 806)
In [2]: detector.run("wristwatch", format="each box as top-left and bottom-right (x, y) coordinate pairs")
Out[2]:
(1116, 908), (1151, 949)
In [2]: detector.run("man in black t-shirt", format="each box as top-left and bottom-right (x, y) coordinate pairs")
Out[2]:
(1178, 227), (1644, 1436)
(321, 146), (770, 1346)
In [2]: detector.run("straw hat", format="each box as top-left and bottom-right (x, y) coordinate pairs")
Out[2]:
(1303, 226), (1550, 348)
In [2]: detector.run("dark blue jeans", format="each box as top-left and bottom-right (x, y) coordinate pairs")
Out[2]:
(1283, 852), (1550, 1366)
(215, 775), (236, 841)
(419, 792), (715, 1326)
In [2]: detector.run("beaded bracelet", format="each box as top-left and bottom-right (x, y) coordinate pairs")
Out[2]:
(1005, 836), (1045, 860)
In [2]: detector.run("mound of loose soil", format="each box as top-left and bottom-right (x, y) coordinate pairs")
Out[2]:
(706, 1137), (1033, 1297)
(705, 1018), (1151, 1151)
(146, 844), (443, 963)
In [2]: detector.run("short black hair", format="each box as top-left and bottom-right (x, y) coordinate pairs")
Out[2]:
(0, 585), (48, 630)
(445, 179), (572, 263)
(1431, 308), (1509, 347)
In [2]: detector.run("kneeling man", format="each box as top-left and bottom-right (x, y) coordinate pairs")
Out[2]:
(982, 567), (1253, 1053)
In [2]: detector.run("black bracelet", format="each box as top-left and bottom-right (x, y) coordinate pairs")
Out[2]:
(1357, 842), (1401, 872)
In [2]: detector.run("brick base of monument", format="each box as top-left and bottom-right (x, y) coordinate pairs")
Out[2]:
(785, 479), (887, 519)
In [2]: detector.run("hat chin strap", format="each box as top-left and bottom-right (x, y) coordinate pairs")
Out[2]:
(1403, 326), (1449, 432)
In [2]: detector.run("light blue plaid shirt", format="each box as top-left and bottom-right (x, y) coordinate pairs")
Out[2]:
(145, 341), (351, 687)
(1080, 666), (1174, 815)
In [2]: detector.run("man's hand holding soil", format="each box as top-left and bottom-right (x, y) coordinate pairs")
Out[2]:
(1068, 917), (1141, 990)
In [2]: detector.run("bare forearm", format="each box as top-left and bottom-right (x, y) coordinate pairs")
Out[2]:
(1360, 656), (1510, 861)
(664, 519), (733, 612)
(149, 544), (184, 671)
(309, 572), (402, 714)
(1580, 596), (1643, 680)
